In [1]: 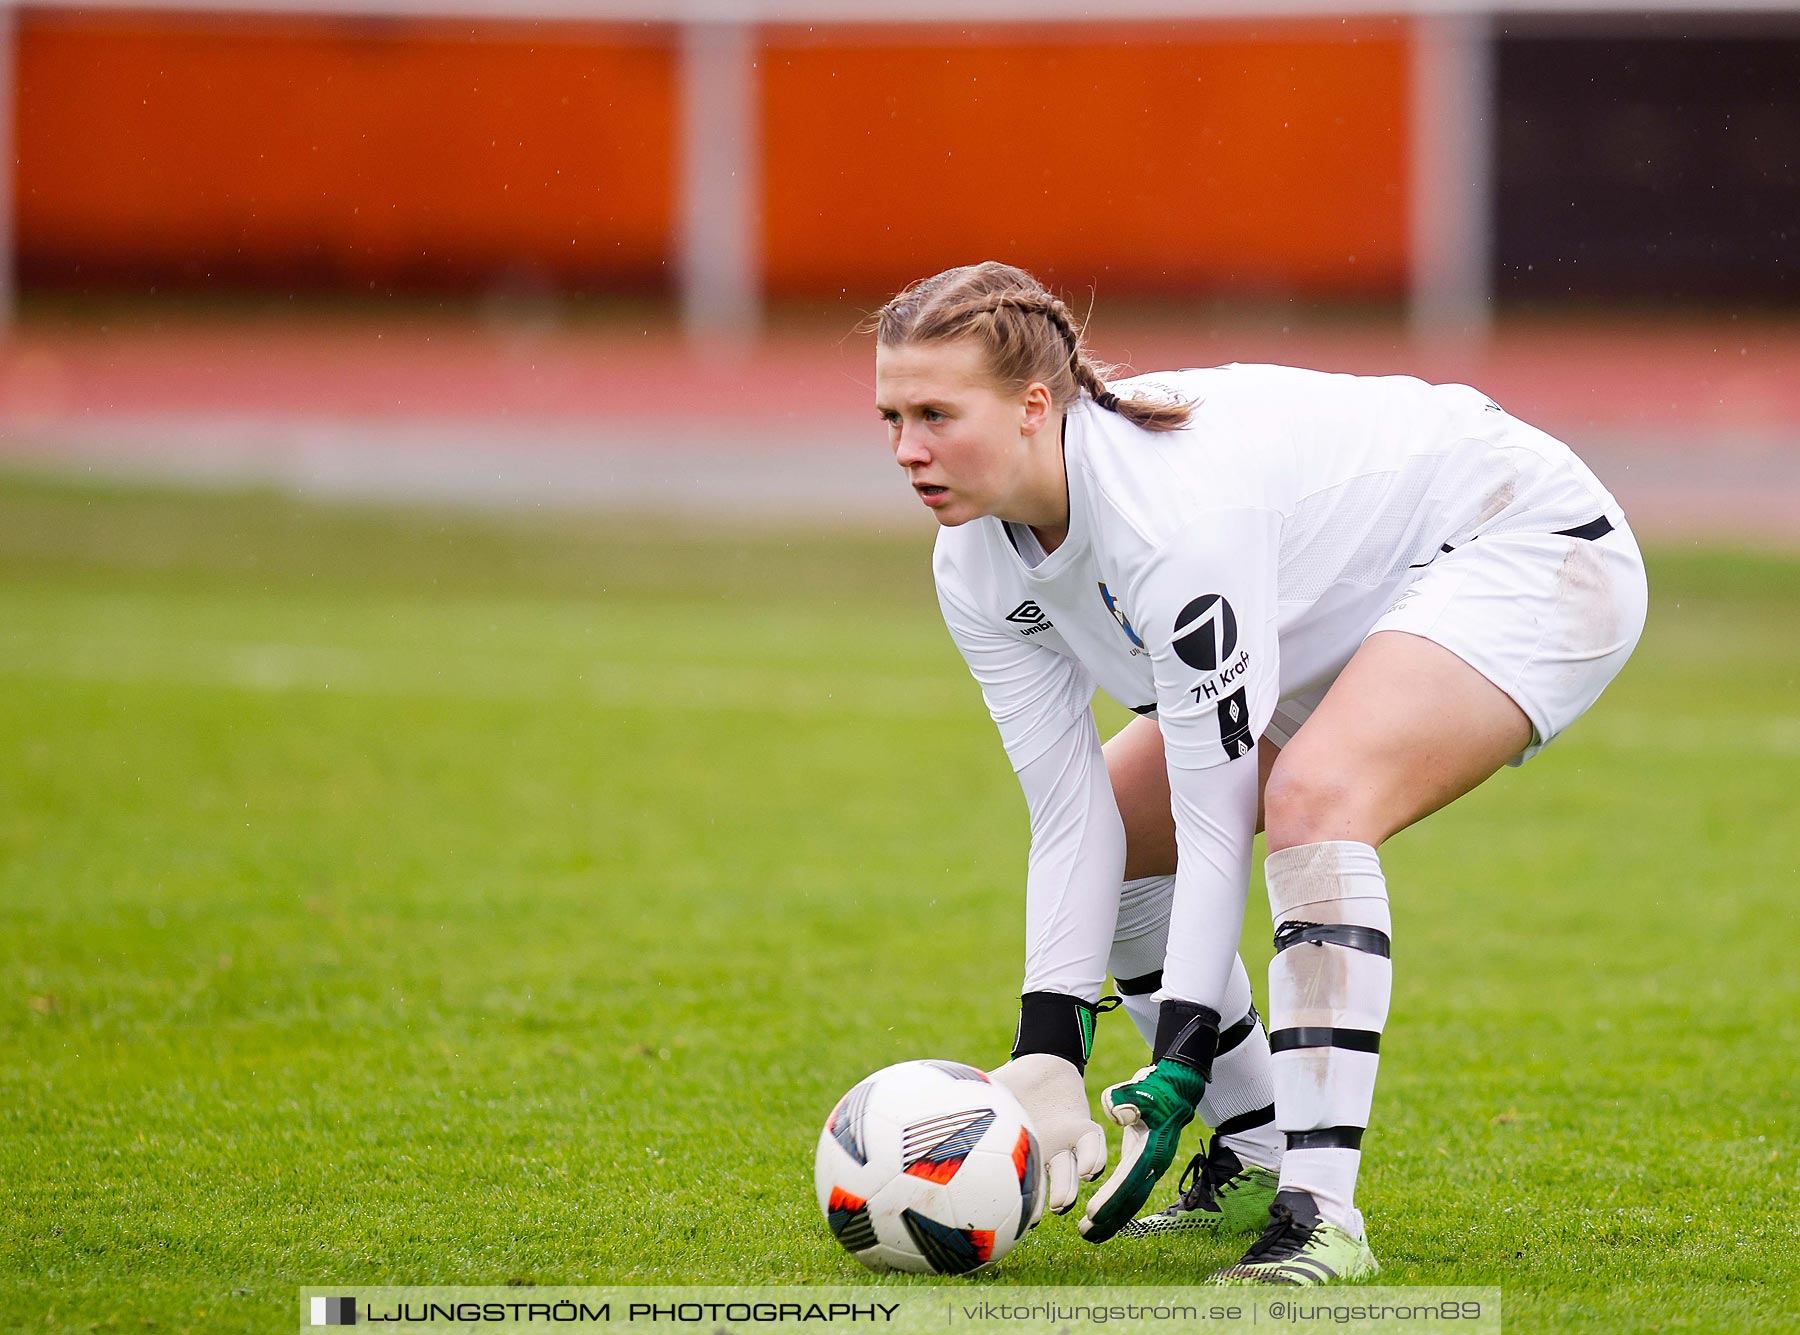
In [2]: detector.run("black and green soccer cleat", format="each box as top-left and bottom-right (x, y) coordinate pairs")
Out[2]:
(1210, 1190), (1378, 1285)
(1117, 1135), (1280, 1237)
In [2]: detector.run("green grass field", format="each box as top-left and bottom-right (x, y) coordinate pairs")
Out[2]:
(3, 474), (1797, 1333)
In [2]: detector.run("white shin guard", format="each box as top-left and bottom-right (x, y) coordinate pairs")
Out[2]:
(1265, 839), (1393, 1232)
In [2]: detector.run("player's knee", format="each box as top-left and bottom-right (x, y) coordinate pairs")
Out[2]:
(1261, 760), (1363, 852)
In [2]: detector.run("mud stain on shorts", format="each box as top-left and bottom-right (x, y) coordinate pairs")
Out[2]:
(1555, 536), (1623, 660)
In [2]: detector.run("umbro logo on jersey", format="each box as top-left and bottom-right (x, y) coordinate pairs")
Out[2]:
(1098, 583), (1145, 650)
(1173, 594), (1238, 671)
(1005, 600), (1054, 635)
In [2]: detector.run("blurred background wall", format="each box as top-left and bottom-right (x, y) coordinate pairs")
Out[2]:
(2, 3), (1798, 534)
(15, 14), (1415, 302)
(17, 12), (681, 294)
(13, 9), (1796, 308)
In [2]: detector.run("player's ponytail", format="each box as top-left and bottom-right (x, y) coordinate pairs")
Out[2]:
(868, 262), (1196, 433)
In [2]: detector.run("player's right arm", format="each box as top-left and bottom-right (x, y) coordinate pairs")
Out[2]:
(934, 544), (1123, 1214)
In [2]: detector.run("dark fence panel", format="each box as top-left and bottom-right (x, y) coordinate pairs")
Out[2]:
(1496, 34), (1800, 305)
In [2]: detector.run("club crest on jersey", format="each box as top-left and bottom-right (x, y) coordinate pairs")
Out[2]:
(1097, 583), (1145, 650)
(1005, 600), (1053, 636)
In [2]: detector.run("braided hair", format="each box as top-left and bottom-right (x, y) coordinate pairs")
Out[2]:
(869, 262), (1194, 433)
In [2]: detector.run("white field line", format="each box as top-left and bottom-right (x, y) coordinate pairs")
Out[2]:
(0, 417), (918, 523)
(5, 417), (1800, 542)
(5, 636), (1798, 753)
(0, 637), (969, 720)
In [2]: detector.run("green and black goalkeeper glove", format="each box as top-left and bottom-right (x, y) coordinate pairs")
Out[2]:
(1078, 1000), (1220, 1243)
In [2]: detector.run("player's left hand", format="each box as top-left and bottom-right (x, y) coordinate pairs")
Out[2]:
(1078, 1058), (1207, 1243)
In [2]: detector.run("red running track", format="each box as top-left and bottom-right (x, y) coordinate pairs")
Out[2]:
(3, 313), (1798, 539)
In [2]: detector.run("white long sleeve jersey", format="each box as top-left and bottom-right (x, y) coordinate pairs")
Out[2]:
(932, 363), (1614, 1011)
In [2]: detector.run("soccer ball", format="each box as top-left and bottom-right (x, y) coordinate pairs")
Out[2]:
(813, 1059), (1043, 1274)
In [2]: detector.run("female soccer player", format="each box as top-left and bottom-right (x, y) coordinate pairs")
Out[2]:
(872, 262), (1647, 1285)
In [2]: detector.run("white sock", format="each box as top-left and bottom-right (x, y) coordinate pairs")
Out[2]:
(1203, 1001), (1282, 1172)
(1108, 882), (1280, 1173)
(1116, 991), (1159, 1048)
(1264, 840), (1392, 1236)
(1193, 956), (1279, 1171)
(1108, 875), (1173, 1050)
(1278, 1148), (1365, 1238)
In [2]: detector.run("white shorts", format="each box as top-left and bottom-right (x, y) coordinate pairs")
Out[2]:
(1263, 510), (1648, 765)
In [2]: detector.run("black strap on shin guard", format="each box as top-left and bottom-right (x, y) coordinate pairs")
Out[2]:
(1012, 992), (1118, 1072)
(1287, 1126), (1365, 1150)
(1151, 998), (1223, 1077)
(1273, 921), (1391, 958)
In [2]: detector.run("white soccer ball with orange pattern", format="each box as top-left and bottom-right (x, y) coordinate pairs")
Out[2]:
(813, 1059), (1044, 1274)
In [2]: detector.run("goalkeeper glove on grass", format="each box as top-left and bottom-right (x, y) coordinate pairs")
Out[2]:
(1079, 999), (1220, 1243)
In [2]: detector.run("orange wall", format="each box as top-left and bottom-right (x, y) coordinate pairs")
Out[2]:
(16, 12), (679, 288)
(16, 13), (1409, 299)
(761, 22), (1410, 299)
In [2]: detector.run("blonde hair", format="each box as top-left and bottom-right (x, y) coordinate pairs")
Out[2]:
(870, 262), (1194, 433)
